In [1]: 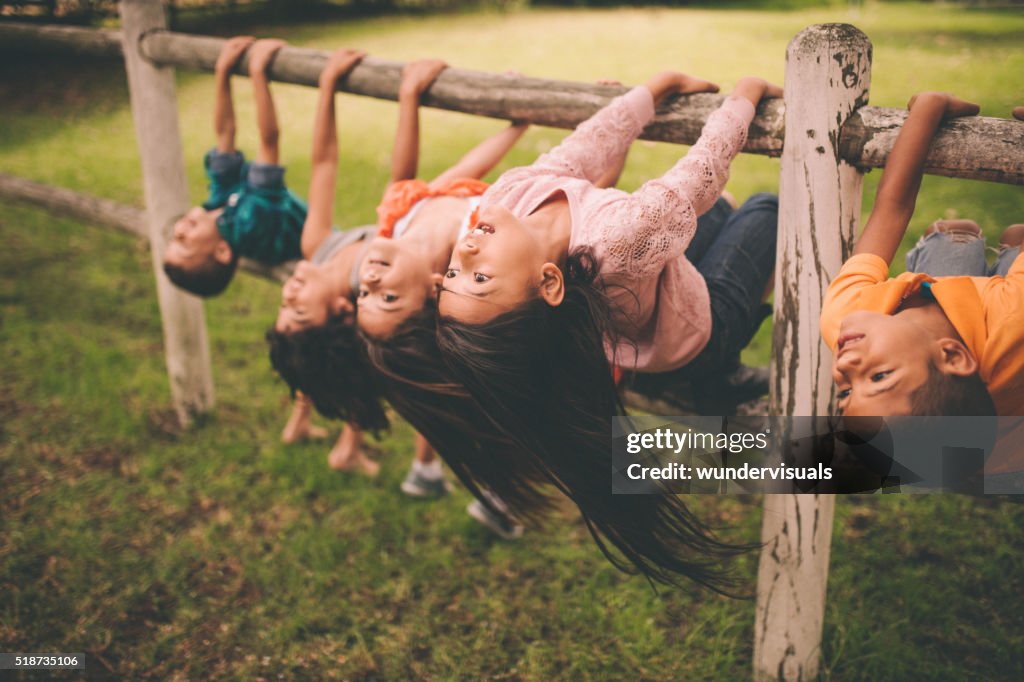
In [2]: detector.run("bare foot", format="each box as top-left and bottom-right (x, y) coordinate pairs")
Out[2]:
(328, 446), (380, 477)
(1000, 223), (1024, 248)
(326, 425), (379, 477)
(282, 421), (329, 444)
(281, 393), (328, 444)
(305, 424), (329, 440)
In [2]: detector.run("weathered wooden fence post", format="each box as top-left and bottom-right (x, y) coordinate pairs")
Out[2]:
(755, 24), (872, 681)
(120, 0), (214, 426)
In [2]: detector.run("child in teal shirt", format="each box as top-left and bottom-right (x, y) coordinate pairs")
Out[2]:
(163, 37), (305, 296)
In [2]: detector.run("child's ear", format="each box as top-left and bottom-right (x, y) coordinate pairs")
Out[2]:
(213, 240), (233, 265)
(936, 338), (979, 377)
(330, 297), (355, 323)
(430, 272), (444, 293)
(539, 263), (565, 307)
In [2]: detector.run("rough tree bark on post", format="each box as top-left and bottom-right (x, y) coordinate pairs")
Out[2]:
(120, 0), (214, 426)
(755, 24), (872, 681)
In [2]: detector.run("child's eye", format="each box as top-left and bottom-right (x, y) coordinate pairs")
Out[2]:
(445, 269), (457, 279)
(837, 388), (851, 400)
(473, 273), (491, 283)
(358, 288), (369, 298)
(870, 371), (891, 382)
(383, 294), (398, 303)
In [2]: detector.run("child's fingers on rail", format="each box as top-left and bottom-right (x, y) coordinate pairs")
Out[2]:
(216, 35), (256, 71)
(944, 95), (980, 119)
(248, 39), (288, 75)
(906, 91), (978, 118)
(678, 74), (719, 94)
(400, 58), (450, 96)
(323, 48), (368, 78)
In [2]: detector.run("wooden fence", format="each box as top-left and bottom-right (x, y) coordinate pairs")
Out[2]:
(2, 4), (1022, 679)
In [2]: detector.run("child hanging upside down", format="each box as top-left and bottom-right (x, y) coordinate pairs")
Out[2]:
(265, 51), (541, 523)
(163, 37), (306, 296)
(154, 38), (388, 479)
(820, 94), (1024, 474)
(820, 92), (1023, 420)
(389, 70), (784, 591)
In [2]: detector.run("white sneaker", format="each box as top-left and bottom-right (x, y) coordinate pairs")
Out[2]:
(467, 496), (524, 540)
(400, 466), (452, 498)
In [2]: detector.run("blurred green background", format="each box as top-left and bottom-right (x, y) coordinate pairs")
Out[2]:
(2, 2), (1023, 679)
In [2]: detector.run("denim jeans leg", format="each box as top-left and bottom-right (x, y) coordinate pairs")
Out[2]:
(626, 193), (777, 398)
(905, 231), (987, 277)
(247, 162), (287, 190)
(684, 196), (734, 265)
(687, 192), (779, 377)
(990, 245), (1022, 277)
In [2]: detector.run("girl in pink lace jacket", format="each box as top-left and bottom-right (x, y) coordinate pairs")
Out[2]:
(409, 71), (783, 591)
(437, 71), (779, 370)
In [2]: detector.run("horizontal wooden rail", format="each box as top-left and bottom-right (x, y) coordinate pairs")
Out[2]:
(138, 30), (787, 155)
(841, 106), (1024, 185)
(0, 173), (290, 282)
(2, 21), (1022, 184)
(0, 22), (123, 57)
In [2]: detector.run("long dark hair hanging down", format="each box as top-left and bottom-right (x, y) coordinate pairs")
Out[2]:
(424, 250), (755, 594)
(267, 316), (390, 433)
(363, 301), (558, 524)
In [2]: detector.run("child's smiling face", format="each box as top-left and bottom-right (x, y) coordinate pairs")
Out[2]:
(355, 237), (441, 339)
(832, 310), (935, 416)
(438, 204), (553, 323)
(164, 206), (230, 270)
(275, 260), (352, 334)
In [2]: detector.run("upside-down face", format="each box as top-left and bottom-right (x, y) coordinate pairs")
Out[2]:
(356, 237), (441, 339)
(164, 206), (231, 271)
(276, 260), (353, 334)
(832, 310), (936, 416)
(438, 204), (556, 324)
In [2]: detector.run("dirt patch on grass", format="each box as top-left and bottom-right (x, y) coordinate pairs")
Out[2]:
(146, 408), (183, 441)
(0, 396), (25, 437)
(80, 445), (140, 479)
(29, 441), (139, 480)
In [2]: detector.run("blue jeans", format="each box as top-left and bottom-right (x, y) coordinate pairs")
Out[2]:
(906, 231), (1020, 277)
(635, 193), (778, 383)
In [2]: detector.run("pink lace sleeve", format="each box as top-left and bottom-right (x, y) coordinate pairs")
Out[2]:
(594, 95), (755, 278)
(528, 87), (654, 184)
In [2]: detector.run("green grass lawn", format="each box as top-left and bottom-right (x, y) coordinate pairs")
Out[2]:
(2, 3), (1023, 679)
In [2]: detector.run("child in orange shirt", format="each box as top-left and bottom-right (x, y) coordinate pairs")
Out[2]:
(819, 92), (1024, 425)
